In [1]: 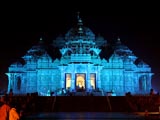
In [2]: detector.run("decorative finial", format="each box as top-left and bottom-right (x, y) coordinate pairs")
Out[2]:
(77, 11), (83, 25)
(117, 37), (120, 41)
(40, 37), (43, 41)
(77, 11), (80, 20)
(76, 11), (83, 35)
(116, 36), (121, 44)
(38, 37), (44, 44)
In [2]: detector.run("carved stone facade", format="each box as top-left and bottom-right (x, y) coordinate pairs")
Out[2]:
(6, 16), (153, 96)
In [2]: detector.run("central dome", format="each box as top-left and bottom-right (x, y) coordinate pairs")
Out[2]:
(65, 27), (95, 41)
(65, 16), (95, 41)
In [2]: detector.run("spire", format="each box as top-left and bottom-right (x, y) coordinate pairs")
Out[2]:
(116, 36), (121, 44)
(117, 37), (120, 41)
(39, 37), (44, 44)
(77, 11), (80, 20)
(77, 11), (83, 35)
(77, 13), (83, 26)
(40, 37), (43, 41)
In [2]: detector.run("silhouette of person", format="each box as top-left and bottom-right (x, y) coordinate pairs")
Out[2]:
(0, 96), (11, 120)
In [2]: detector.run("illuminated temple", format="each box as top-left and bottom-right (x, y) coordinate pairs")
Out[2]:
(6, 15), (154, 96)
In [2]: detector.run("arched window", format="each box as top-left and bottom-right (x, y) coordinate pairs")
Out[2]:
(17, 76), (21, 90)
(139, 75), (147, 92)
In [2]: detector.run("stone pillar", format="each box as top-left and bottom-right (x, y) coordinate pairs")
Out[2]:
(14, 74), (16, 93)
(60, 66), (65, 89)
(87, 72), (91, 91)
(71, 73), (75, 90)
(61, 72), (64, 89)
(96, 66), (101, 89)
(6, 73), (11, 93)
(148, 74), (153, 90)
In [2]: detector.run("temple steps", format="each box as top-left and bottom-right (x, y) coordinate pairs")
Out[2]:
(54, 96), (109, 112)
(11, 95), (159, 113)
(36, 96), (130, 112)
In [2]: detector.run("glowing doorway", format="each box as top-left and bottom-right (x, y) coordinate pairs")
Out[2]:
(76, 74), (86, 89)
(90, 73), (96, 89)
(65, 73), (71, 89)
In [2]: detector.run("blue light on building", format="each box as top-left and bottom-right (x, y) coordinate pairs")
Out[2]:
(6, 15), (153, 96)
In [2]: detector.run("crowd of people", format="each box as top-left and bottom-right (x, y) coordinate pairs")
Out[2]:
(0, 89), (37, 120)
(125, 89), (160, 112)
(0, 88), (159, 120)
(0, 95), (20, 120)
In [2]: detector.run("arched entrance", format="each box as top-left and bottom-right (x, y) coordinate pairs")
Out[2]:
(76, 74), (86, 89)
(139, 75), (147, 92)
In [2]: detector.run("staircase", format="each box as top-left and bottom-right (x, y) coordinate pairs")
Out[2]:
(35, 96), (133, 112)
(54, 96), (110, 112)
(108, 96), (129, 112)
(19, 95), (160, 120)
(10, 95), (160, 113)
(36, 96), (56, 112)
(36, 96), (112, 112)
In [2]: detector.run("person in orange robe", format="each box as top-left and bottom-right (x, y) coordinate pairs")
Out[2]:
(9, 107), (20, 120)
(0, 96), (11, 120)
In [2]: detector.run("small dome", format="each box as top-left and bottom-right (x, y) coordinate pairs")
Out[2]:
(25, 39), (47, 58)
(65, 26), (95, 41)
(95, 34), (107, 47)
(137, 60), (149, 67)
(114, 37), (132, 55)
(53, 34), (65, 48)
(96, 34), (105, 41)
(11, 61), (23, 67)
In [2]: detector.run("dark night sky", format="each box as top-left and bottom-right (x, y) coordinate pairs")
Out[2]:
(0, 3), (160, 91)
